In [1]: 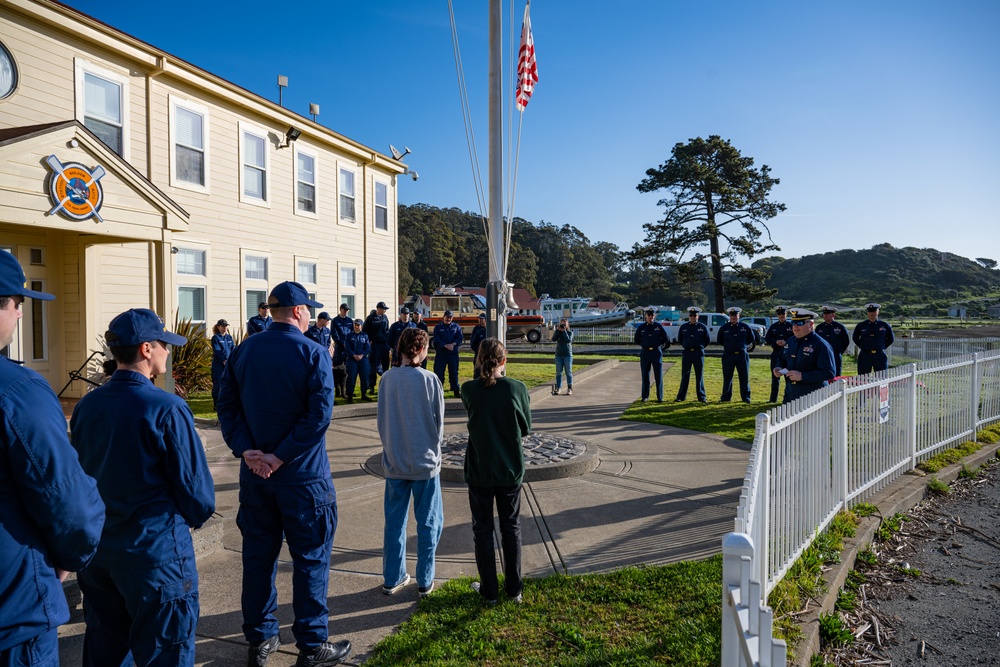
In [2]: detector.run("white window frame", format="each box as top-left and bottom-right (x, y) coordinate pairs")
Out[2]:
(74, 58), (130, 160)
(175, 247), (206, 277)
(338, 263), (356, 319)
(244, 255), (269, 281)
(177, 286), (206, 326)
(239, 121), (270, 207)
(296, 257), (318, 287)
(374, 179), (390, 233)
(241, 248), (270, 324)
(169, 96), (210, 193)
(27, 278), (48, 362)
(294, 146), (318, 218)
(338, 165), (356, 224)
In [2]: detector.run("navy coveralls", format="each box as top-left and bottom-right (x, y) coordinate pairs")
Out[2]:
(345, 330), (372, 398)
(853, 319), (895, 374)
(779, 333), (836, 403)
(387, 320), (415, 366)
(216, 323), (338, 651)
(765, 319), (794, 402)
(363, 311), (390, 386)
(71, 370), (215, 667)
(0, 359), (104, 666)
(675, 321), (710, 402)
(718, 322), (755, 402)
(414, 320), (430, 369)
(305, 323), (332, 355)
(330, 315), (353, 366)
(211, 332), (235, 406)
(433, 321), (464, 394)
(815, 321), (851, 377)
(469, 324), (487, 379)
(246, 314), (272, 336)
(633, 321), (669, 401)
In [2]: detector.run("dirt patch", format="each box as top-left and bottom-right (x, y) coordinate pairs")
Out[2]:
(819, 460), (1000, 665)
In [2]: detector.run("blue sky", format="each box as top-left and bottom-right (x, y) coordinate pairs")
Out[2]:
(66, 1), (1000, 265)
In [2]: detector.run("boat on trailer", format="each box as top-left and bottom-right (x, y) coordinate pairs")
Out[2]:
(538, 295), (634, 327)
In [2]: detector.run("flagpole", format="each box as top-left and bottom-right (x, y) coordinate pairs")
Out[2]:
(487, 0), (505, 344)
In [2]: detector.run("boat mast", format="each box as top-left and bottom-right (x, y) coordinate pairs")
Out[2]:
(486, 0), (506, 344)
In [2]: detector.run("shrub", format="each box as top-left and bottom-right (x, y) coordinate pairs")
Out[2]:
(171, 315), (212, 398)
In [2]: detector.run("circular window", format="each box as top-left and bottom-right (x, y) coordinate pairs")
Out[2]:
(0, 40), (18, 100)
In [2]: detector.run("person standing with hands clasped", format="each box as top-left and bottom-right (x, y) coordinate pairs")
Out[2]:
(461, 339), (531, 605)
(674, 306), (710, 403)
(853, 303), (894, 375)
(551, 318), (574, 395)
(765, 306), (794, 403)
(469, 313), (487, 379)
(718, 307), (754, 403)
(211, 318), (235, 409)
(633, 307), (669, 402)
(377, 328), (444, 599)
(814, 306), (850, 377)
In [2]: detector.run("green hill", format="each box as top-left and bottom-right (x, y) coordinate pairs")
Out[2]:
(755, 244), (1000, 307)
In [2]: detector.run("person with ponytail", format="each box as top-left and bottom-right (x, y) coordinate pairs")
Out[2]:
(460, 338), (532, 604)
(376, 328), (445, 598)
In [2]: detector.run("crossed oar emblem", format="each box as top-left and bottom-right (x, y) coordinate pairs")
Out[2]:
(46, 154), (105, 223)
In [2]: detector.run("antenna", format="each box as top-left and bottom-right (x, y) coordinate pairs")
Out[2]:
(309, 103), (320, 122)
(277, 75), (288, 106)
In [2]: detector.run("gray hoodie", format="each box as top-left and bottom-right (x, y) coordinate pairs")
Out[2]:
(376, 365), (444, 479)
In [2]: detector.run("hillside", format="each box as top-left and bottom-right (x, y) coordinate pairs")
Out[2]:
(755, 244), (1000, 306)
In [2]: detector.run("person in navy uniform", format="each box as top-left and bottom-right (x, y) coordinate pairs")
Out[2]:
(718, 307), (755, 403)
(765, 306), (794, 403)
(410, 309), (430, 369)
(0, 252), (104, 667)
(853, 303), (895, 374)
(330, 304), (354, 398)
(216, 281), (352, 667)
(71, 308), (215, 667)
(773, 309), (836, 403)
(246, 302), (272, 336)
(674, 306), (710, 403)
(211, 318), (235, 409)
(345, 318), (373, 403)
(434, 309), (464, 398)
(469, 312), (487, 379)
(633, 307), (669, 402)
(387, 307), (415, 367)
(815, 306), (851, 377)
(305, 311), (334, 359)
(363, 301), (391, 389)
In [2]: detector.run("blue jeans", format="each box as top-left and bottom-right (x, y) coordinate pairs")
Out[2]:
(0, 628), (58, 667)
(554, 355), (573, 390)
(383, 476), (444, 589)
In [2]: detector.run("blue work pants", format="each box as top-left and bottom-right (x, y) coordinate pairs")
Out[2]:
(676, 350), (706, 401)
(346, 357), (370, 398)
(857, 350), (887, 375)
(468, 484), (522, 601)
(78, 558), (199, 667)
(0, 628), (58, 667)
(236, 479), (337, 651)
(434, 352), (460, 393)
(369, 343), (390, 387)
(383, 476), (443, 590)
(769, 351), (784, 402)
(639, 353), (664, 401)
(554, 355), (573, 390)
(721, 351), (751, 402)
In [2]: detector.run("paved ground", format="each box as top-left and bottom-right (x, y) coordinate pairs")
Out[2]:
(57, 360), (754, 666)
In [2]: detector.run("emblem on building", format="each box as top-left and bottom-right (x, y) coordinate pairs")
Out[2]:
(46, 155), (105, 222)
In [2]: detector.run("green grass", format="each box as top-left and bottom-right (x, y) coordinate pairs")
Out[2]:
(365, 560), (723, 667)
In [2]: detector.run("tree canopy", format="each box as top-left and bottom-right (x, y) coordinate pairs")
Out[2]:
(632, 135), (785, 311)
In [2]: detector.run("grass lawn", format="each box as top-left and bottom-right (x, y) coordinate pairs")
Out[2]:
(365, 561), (723, 667)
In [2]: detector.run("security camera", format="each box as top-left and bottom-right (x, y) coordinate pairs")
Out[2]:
(410, 171), (419, 181)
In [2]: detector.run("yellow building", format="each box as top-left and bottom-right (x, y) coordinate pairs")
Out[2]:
(0, 0), (405, 395)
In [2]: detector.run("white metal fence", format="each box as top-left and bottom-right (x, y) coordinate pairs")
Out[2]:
(722, 343), (1000, 666)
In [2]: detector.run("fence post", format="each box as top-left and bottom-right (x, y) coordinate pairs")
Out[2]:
(759, 412), (771, 591)
(972, 352), (981, 441)
(838, 381), (849, 507)
(722, 532), (754, 667)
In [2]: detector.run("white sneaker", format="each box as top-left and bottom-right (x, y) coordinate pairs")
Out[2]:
(567, 388), (573, 395)
(551, 387), (559, 395)
(382, 573), (411, 595)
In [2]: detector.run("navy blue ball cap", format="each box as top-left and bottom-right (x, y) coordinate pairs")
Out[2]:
(400, 307), (410, 315)
(353, 318), (363, 325)
(478, 313), (486, 319)
(267, 281), (323, 309)
(443, 309), (454, 317)
(376, 301), (389, 310)
(318, 312), (331, 320)
(106, 308), (186, 347)
(0, 252), (54, 301)
(257, 302), (269, 310)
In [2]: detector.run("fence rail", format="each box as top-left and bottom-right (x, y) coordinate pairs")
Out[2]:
(722, 339), (1000, 666)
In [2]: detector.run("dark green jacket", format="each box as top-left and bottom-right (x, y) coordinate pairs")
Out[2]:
(460, 377), (531, 487)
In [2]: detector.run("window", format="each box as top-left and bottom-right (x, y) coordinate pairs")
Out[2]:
(176, 248), (206, 276)
(177, 286), (206, 324)
(339, 294), (355, 316)
(297, 260), (317, 285)
(296, 150), (316, 214)
(172, 100), (208, 188)
(29, 248), (43, 265)
(245, 290), (267, 322)
(375, 181), (388, 231)
(340, 265), (356, 288)
(245, 255), (268, 281)
(241, 124), (268, 204)
(29, 280), (47, 361)
(307, 292), (318, 321)
(76, 61), (129, 157)
(339, 168), (355, 221)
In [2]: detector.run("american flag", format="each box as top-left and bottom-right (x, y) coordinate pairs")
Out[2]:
(515, 2), (538, 111)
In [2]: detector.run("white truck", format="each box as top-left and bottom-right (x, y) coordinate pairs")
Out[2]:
(660, 312), (764, 352)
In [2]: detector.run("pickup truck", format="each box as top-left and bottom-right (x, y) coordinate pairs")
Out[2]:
(661, 312), (765, 352)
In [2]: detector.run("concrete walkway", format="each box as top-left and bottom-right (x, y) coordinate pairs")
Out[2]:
(57, 360), (753, 666)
